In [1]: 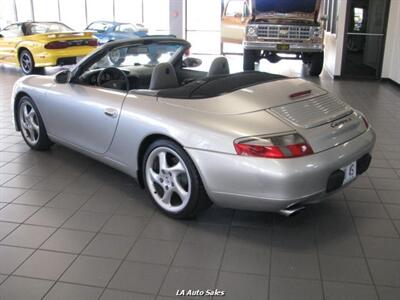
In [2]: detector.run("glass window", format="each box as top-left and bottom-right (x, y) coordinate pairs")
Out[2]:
(0, 0), (17, 28)
(115, 24), (138, 33)
(114, 0), (143, 24)
(87, 22), (113, 32)
(15, 0), (33, 21)
(59, 0), (86, 30)
(86, 0), (113, 24)
(0, 24), (23, 37)
(187, 0), (221, 31)
(26, 22), (73, 35)
(88, 43), (184, 70)
(225, 0), (244, 17)
(143, 0), (169, 34)
(32, 0), (59, 22)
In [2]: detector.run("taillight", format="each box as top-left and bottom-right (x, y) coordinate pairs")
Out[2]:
(234, 133), (314, 159)
(88, 39), (98, 46)
(45, 41), (69, 49)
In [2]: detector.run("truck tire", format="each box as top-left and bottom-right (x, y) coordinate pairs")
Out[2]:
(309, 52), (324, 76)
(243, 49), (257, 71)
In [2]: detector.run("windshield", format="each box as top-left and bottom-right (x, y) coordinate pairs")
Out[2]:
(255, 0), (317, 14)
(116, 24), (137, 33)
(89, 42), (184, 70)
(27, 22), (73, 35)
(87, 22), (113, 33)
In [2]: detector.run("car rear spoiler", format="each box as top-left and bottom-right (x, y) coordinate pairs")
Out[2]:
(36, 31), (94, 39)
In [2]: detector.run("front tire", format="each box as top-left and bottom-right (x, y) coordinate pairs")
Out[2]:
(143, 139), (211, 219)
(18, 96), (52, 150)
(243, 49), (258, 71)
(19, 50), (44, 75)
(308, 52), (324, 76)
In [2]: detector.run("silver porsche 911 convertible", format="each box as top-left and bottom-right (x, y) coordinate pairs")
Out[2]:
(11, 37), (375, 218)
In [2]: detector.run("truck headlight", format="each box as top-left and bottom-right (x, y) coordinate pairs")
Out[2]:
(313, 28), (322, 37)
(246, 25), (258, 37)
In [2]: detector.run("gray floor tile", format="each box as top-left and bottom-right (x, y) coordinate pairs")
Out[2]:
(40, 228), (95, 253)
(376, 286), (400, 300)
(371, 178), (400, 191)
(0, 173), (14, 185)
(377, 190), (400, 205)
(109, 261), (168, 294)
(100, 289), (155, 300)
(0, 187), (27, 203)
(354, 217), (399, 237)
(325, 281), (379, 300)
(142, 216), (187, 241)
(269, 277), (323, 300)
(319, 255), (372, 284)
(14, 250), (75, 280)
(159, 267), (218, 297)
(0, 245), (33, 274)
(1, 224), (55, 248)
(12, 190), (57, 206)
(368, 259), (400, 287)
(25, 207), (74, 227)
(349, 177), (373, 189)
(361, 236), (400, 260)
(0, 162), (31, 175)
(44, 282), (103, 300)
(0, 276), (53, 300)
(32, 176), (74, 192)
(183, 223), (229, 246)
(127, 238), (179, 265)
(232, 210), (272, 228)
(173, 241), (224, 270)
(3, 174), (43, 189)
(0, 204), (39, 223)
(368, 168), (399, 178)
(318, 233), (364, 257)
(83, 233), (135, 259)
(114, 197), (155, 218)
(216, 271), (268, 300)
(271, 251), (320, 279)
(0, 221), (18, 240)
(81, 193), (123, 214)
(62, 211), (111, 232)
(46, 192), (90, 210)
(344, 188), (381, 203)
(348, 202), (389, 218)
(385, 204), (400, 219)
(101, 215), (148, 236)
(61, 255), (120, 287)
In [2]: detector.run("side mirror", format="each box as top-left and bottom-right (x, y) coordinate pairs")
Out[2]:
(182, 57), (202, 68)
(55, 69), (71, 84)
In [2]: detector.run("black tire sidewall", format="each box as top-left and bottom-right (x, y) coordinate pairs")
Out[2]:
(309, 52), (324, 76)
(19, 50), (34, 75)
(243, 49), (256, 71)
(142, 139), (206, 219)
(18, 96), (52, 150)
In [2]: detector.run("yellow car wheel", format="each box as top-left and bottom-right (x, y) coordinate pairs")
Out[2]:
(19, 49), (44, 75)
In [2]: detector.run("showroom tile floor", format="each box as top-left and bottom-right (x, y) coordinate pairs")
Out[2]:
(0, 61), (400, 300)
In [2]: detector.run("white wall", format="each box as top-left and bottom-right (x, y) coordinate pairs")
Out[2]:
(323, 0), (347, 77)
(382, 0), (400, 84)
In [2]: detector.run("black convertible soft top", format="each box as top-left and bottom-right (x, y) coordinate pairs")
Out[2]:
(158, 71), (286, 99)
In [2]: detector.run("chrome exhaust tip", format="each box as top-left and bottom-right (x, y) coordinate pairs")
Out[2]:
(279, 206), (306, 217)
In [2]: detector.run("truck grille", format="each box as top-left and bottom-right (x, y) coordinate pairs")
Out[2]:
(270, 94), (354, 129)
(257, 25), (314, 40)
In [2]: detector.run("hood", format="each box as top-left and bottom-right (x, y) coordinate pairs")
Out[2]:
(253, 0), (321, 21)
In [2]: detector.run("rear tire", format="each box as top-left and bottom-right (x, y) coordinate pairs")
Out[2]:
(17, 96), (52, 151)
(19, 49), (44, 75)
(308, 52), (324, 76)
(142, 139), (211, 219)
(243, 49), (258, 71)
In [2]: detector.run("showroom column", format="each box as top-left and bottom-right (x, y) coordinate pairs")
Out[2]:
(169, 0), (184, 38)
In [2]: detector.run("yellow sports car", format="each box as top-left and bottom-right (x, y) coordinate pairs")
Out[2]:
(0, 21), (98, 75)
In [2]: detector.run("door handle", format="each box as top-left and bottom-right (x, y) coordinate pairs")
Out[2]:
(104, 108), (118, 118)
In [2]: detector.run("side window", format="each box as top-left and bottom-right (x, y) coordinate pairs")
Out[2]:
(225, 0), (244, 17)
(87, 22), (109, 33)
(1, 25), (23, 38)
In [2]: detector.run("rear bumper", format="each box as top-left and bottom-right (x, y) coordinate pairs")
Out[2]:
(33, 46), (96, 67)
(244, 41), (324, 53)
(186, 128), (375, 212)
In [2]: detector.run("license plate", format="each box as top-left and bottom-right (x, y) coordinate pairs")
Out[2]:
(342, 161), (357, 185)
(277, 44), (290, 51)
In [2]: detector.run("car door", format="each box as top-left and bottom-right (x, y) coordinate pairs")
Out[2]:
(221, 0), (249, 44)
(43, 83), (126, 154)
(0, 24), (23, 63)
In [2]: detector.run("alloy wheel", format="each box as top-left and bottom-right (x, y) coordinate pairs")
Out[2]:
(20, 52), (33, 74)
(19, 100), (40, 145)
(145, 147), (191, 213)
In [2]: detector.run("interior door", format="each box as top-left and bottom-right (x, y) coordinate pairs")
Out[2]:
(342, 0), (390, 79)
(42, 83), (126, 154)
(221, 0), (248, 44)
(0, 24), (23, 63)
